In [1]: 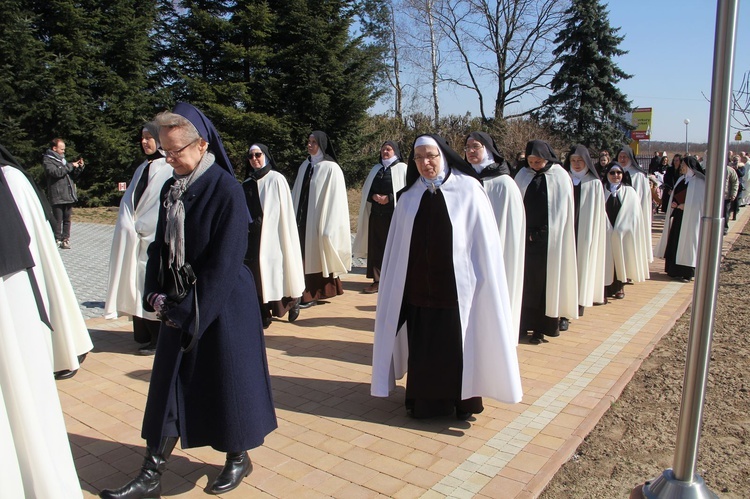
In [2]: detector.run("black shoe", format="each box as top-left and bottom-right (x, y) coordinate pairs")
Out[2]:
(298, 300), (317, 309)
(288, 301), (300, 322)
(99, 437), (177, 499)
(78, 352), (88, 364)
(54, 369), (78, 380)
(262, 316), (272, 329)
(208, 451), (252, 495)
(559, 318), (569, 331)
(529, 332), (544, 345)
(456, 411), (473, 421)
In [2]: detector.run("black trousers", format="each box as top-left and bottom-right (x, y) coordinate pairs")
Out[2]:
(52, 203), (73, 241)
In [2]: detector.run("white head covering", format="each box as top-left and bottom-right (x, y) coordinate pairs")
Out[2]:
(414, 135), (448, 191)
(249, 143), (269, 167)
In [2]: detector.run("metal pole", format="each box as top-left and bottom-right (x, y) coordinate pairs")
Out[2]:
(642, 0), (738, 497)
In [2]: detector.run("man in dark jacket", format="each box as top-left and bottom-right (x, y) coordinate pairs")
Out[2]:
(43, 138), (84, 249)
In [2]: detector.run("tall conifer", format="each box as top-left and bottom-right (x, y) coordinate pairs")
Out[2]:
(540, 0), (632, 150)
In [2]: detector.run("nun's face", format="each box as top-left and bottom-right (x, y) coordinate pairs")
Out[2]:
(465, 138), (485, 165)
(381, 144), (395, 160)
(679, 160), (689, 175)
(527, 155), (547, 171)
(607, 169), (623, 183)
(248, 149), (264, 170)
(617, 151), (631, 167)
(307, 135), (320, 156)
(160, 127), (207, 176)
(570, 155), (587, 173)
(141, 131), (157, 155)
(414, 144), (442, 180)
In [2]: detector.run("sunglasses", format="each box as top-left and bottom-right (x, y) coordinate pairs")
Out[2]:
(248, 152), (263, 159)
(608, 171), (623, 175)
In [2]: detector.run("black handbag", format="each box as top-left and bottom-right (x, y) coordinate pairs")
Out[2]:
(158, 260), (200, 353)
(159, 262), (197, 302)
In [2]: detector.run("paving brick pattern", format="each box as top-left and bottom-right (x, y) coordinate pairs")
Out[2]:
(55, 210), (747, 498)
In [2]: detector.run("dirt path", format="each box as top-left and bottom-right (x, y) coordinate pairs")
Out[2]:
(540, 221), (750, 498)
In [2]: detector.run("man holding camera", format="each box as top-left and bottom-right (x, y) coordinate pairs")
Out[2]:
(43, 138), (84, 249)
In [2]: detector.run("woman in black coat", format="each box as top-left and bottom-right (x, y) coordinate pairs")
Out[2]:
(99, 103), (277, 499)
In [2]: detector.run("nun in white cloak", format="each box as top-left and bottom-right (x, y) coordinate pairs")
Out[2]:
(515, 140), (578, 345)
(602, 163), (648, 300)
(371, 134), (522, 420)
(561, 145), (606, 319)
(242, 143), (305, 327)
(291, 131), (351, 306)
(352, 141), (407, 294)
(616, 145), (654, 270)
(0, 153), (92, 379)
(655, 156), (706, 282)
(105, 122), (173, 354)
(464, 131), (525, 338)
(0, 150), (82, 498)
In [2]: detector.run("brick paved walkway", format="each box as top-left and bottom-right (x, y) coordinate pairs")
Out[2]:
(56, 210), (748, 498)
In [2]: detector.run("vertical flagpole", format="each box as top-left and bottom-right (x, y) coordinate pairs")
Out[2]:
(639, 1), (739, 497)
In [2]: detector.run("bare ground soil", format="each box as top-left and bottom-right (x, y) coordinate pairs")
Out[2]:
(541, 221), (750, 498)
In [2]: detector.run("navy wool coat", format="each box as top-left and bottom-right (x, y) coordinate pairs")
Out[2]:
(143, 161), (277, 452)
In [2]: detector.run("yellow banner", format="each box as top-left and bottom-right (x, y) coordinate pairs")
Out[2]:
(631, 107), (652, 140)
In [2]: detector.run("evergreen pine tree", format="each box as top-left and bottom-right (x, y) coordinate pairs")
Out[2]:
(540, 0), (632, 150)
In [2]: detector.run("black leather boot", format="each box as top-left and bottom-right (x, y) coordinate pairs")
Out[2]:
(208, 451), (252, 495)
(99, 437), (178, 499)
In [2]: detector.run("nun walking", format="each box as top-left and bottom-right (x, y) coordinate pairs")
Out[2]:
(353, 141), (407, 294)
(616, 145), (653, 271)
(242, 143), (305, 328)
(371, 135), (522, 420)
(602, 164), (648, 299)
(514, 140), (578, 344)
(291, 131), (351, 306)
(105, 122), (174, 354)
(562, 145), (606, 320)
(464, 131), (525, 336)
(655, 156), (706, 282)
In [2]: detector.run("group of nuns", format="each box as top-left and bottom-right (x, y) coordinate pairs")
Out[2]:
(370, 133), (704, 421)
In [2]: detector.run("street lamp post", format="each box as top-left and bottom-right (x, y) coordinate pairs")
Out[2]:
(684, 118), (690, 154)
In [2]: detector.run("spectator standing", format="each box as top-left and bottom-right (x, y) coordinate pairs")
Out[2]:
(723, 158), (739, 234)
(43, 138), (84, 249)
(353, 141), (407, 294)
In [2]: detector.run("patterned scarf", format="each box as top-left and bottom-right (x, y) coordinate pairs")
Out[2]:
(164, 151), (215, 268)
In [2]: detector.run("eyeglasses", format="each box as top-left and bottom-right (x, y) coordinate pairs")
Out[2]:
(465, 145), (484, 152)
(414, 153), (440, 162)
(248, 152), (263, 159)
(159, 139), (198, 159)
(608, 171), (623, 176)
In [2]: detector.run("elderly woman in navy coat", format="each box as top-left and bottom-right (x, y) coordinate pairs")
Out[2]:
(99, 103), (277, 499)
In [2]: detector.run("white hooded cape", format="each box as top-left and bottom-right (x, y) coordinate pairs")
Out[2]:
(604, 185), (649, 284)
(482, 173), (526, 336)
(624, 166), (654, 267)
(572, 173), (607, 306)
(655, 174), (706, 267)
(0, 166), (84, 498)
(105, 158), (173, 320)
(371, 170), (523, 404)
(514, 165), (579, 320)
(352, 161), (407, 258)
(291, 159), (352, 277)
(2, 166), (92, 372)
(254, 170), (305, 302)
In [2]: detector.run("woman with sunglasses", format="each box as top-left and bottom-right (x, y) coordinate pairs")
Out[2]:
(243, 144), (305, 328)
(353, 141), (407, 294)
(602, 163), (648, 300)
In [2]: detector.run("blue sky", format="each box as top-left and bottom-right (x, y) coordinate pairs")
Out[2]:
(375, 1), (749, 144)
